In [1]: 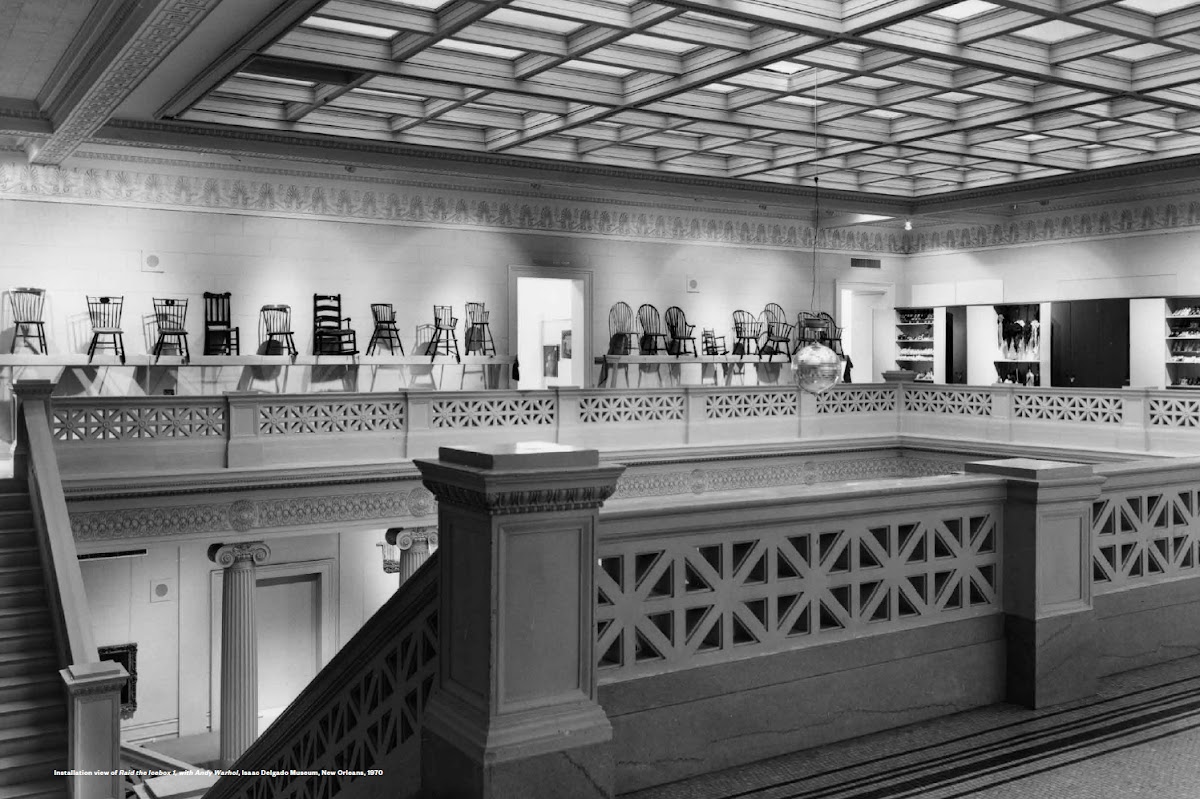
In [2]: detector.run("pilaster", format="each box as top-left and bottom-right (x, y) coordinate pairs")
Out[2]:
(966, 458), (1105, 707)
(415, 442), (624, 799)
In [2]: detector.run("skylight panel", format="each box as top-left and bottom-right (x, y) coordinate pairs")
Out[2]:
(436, 39), (524, 59)
(1015, 21), (1095, 43)
(679, 11), (758, 29)
(1106, 42), (1178, 60)
(777, 95), (825, 106)
(703, 83), (740, 93)
(1014, 133), (1049, 141)
(932, 91), (976, 103)
(1116, 0), (1197, 13)
(929, 0), (999, 20)
(622, 34), (698, 54)
(483, 8), (584, 34)
(562, 60), (633, 76)
(842, 76), (899, 89)
(863, 109), (906, 119)
(764, 61), (804, 74)
(238, 72), (315, 87)
(303, 16), (398, 39)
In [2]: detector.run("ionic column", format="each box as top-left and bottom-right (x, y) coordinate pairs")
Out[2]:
(208, 541), (270, 766)
(383, 526), (439, 585)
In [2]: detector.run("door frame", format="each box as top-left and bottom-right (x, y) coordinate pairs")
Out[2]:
(507, 265), (595, 389)
(836, 279), (895, 382)
(208, 558), (337, 731)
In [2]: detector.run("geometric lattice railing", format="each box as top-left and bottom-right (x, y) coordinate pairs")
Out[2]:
(1091, 484), (1200, 593)
(51, 401), (227, 440)
(258, 400), (405, 434)
(431, 396), (556, 428)
(1148, 397), (1200, 428)
(705, 389), (796, 419)
(1014, 392), (1123, 424)
(204, 556), (439, 799)
(579, 393), (685, 423)
(816, 385), (898, 414)
(596, 504), (1001, 681)
(902, 387), (993, 416)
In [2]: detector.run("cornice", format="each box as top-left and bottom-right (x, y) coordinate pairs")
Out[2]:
(0, 158), (906, 254)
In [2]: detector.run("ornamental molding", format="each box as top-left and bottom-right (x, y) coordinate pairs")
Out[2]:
(421, 481), (618, 515)
(0, 158), (904, 254)
(208, 541), (270, 568)
(69, 487), (431, 541)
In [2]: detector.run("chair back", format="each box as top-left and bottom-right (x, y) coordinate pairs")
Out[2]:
(608, 302), (634, 336)
(414, 323), (435, 355)
(87, 296), (123, 329)
(261, 305), (292, 334)
(797, 310), (826, 344)
(664, 306), (692, 337)
(203, 292), (232, 329)
(732, 309), (760, 337)
(763, 303), (785, 325)
(466, 302), (488, 325)
(817, 311), (842, 340)
(371, 303), (396, 324)
(314, 294), (346, 330)
(434, 305), (457, 329)
(153, 298), (187, 332)
(10, 288), (45, 322)
(637, 304), (664, 336)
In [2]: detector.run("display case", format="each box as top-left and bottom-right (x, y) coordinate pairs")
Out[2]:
(993, 304), (1042, 385)
(895, 307), (936, 382)
(1165, 297), (1200, 388)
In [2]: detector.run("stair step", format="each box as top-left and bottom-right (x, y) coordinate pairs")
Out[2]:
(0, 752), (67, 788)
(0, 608), (50, 635)
(0, 509), (34, 529)
(0, 724), (65, 759)
(0, 528), (36, 548)
(0, 567), (41, 588)
(0, 586), (45, 612)
(0, 652), (58, 681)
(0, 779), (67, 799)
(0, 698), (66, 730)
(0, 548), (39, 570)
(0, 675), (60, 705)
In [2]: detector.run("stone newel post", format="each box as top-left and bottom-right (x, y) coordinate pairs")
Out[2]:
(415, 442), (625, 799)
(208, 541), (270, 767)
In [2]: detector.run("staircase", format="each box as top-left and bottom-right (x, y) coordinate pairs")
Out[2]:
(0, 480), (68, 799)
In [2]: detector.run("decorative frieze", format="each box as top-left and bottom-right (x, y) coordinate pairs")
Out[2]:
(421, 482), (619, 515)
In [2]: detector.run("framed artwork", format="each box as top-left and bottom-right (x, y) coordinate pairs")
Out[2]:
(98, 642), (138, 719)
(543, 345), (559, 377)
(561, 330), (572, 359)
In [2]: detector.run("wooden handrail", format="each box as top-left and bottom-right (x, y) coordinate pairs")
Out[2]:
(16, 380), (99, 667)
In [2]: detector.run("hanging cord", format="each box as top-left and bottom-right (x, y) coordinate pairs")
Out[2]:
(809, 68), (821, 312)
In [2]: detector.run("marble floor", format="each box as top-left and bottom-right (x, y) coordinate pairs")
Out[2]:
(622, 655), (1200, 799)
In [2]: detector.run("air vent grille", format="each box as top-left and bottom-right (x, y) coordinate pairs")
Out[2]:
(851, 257), (882, 269)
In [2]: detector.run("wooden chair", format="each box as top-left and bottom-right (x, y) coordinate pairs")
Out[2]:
(732, 310), (762, 359)
(429, 305), (460, 363)
(152, 297), (189, 362)
(602, 302), (636, 387)
(313, 294), (358, 355)
(9, 287), (47, 354)
(762, 302), (795, 358)
(702, 328), (728, 355)
(367, 303), (404, 355)
(260, 305), (297, 356)
(664, 306), (697, 357)
(637, 304), (669, 355)
(796, 311), (828, 348)
(817, 311), (844, 354)
(86, 296), (125, 364)
(203, 292), (239, 355)
(465, 301), (496, 355)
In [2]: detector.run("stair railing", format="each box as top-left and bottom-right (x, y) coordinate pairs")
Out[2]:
(13, 380), (127, 799)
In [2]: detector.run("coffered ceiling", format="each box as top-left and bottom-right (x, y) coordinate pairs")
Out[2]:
(5, 0), (1200, 213)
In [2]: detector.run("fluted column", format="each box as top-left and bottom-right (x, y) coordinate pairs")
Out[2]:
(208, 541), (270, 767)
(383, 526), (439, 585)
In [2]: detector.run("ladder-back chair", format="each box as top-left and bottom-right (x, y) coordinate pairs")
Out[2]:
(702, 328), (728, 355)
(152, 297), (189, 362)
(762, 302), (795, 358)
(465, 301), (496, 356)
(367, 303), (404, 355)
(636, 304), (669, 355)
(664, 306), (697, 357)
(203, 292), (239, 355)
(86, 296), (125, 363)
(732, 310), (762, 359)
(429, 305), (460, 363)
(260, 305), (297, 356)
(9, 287), (47, 354)
(313, 294), (357, 355)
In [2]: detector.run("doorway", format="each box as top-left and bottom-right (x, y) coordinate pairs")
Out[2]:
(837, 281), (895, 383)
(256, 574), (320, 729)
(508, 267), (593, 391)
(946, 306), (968, 384)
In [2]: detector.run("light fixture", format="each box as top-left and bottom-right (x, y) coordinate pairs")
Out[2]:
(904, 219), (912, 231)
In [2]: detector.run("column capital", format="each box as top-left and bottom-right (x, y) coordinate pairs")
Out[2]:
(208, 541), (270, 568)
(13, 379), (56, 401)
(386, 525), (439, 550)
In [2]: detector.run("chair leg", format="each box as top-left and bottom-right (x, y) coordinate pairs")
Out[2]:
(181, 334), (189, 364)
(9, 324), (17, 354)
(116, 333), (125, 365)
(38, 324), (47, 355)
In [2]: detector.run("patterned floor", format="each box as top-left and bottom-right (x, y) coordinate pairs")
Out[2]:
(622, 656), (1200, 799)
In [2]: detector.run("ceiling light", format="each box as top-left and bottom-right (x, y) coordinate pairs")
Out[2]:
(904, 219), (913, 230)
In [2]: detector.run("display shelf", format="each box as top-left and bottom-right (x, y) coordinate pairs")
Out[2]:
(1165, 298), (1200, 388)
(894, 307), (940, 381)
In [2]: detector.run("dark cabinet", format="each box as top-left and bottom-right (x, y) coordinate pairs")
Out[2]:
(1050, 299), (1129, 388)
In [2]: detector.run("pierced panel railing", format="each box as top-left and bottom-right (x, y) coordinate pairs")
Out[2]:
(1148, 397), (1200, 428)
(51, 401), (226, 441)
(705, 389), (796, 419)
(579, 393), (685, 423)
(596, 504), (1001, 681)
(1014, 391), (1124, 424)
(430, 396), (556, 428)
(207, 560), (439, 799)
(1092, 484), (1200, 593)
(258, 400), (405, 434)
(816, 386), (898, 414)
(902, 387), (993, 416)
